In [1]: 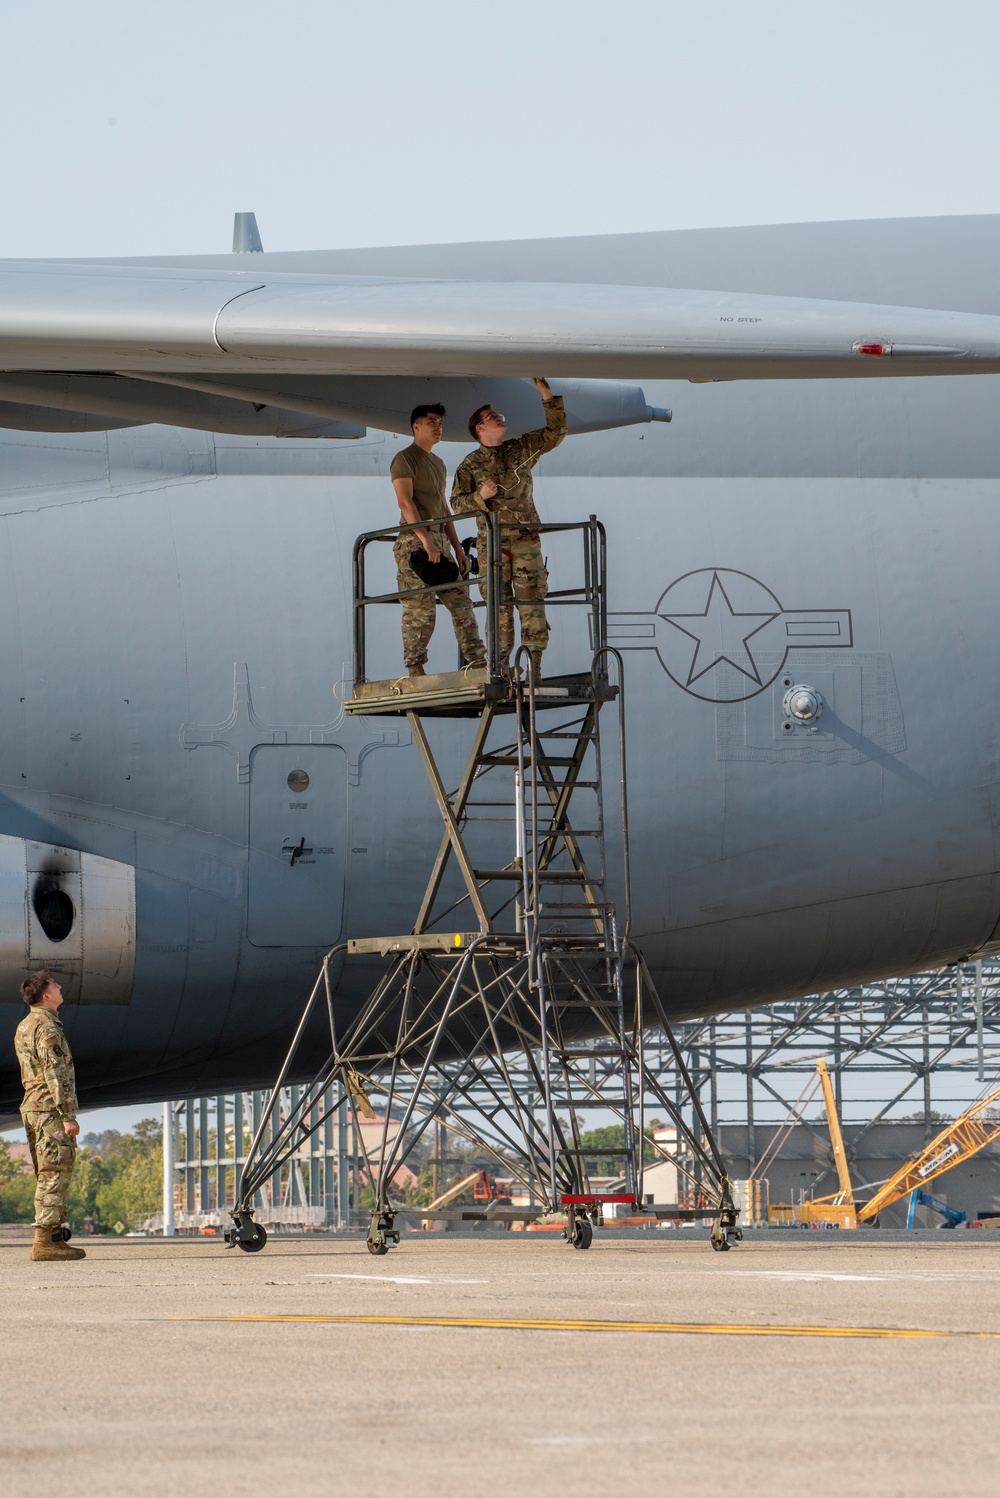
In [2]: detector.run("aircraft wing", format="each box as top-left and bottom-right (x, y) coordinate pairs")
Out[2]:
(1, 259), (999, 381)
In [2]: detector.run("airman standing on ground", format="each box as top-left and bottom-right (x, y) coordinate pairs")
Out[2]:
(451, 377), (566, 680)
(391, 403), (485, 677)
(15, 969), (86, 1261)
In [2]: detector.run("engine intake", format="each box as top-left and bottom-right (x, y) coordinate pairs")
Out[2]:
(0, 837), (135, 1006)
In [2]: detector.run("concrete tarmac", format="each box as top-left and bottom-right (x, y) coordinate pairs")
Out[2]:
(2, 1227), (1000, 1496)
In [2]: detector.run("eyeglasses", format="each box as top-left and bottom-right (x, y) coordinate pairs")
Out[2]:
(478, 410), (505, 427)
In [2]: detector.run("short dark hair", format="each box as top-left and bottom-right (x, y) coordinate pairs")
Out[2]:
(468, 404), (492, 441)
(410, 403), (446, 430)
(21, 969), (54, 1006)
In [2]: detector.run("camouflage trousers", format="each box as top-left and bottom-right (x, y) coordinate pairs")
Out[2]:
(479, 533), (549, 659)
(21, 1109), (76, 1228)
(394, 540), (484, 671)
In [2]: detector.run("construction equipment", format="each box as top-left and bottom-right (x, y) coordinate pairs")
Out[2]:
(753, 1059), (859, 1227)
(472, 1169), (511, 1205)
(858, 1080), (1000, 1222)
(755, 1059), (1000, 1228)
(795, 1059), (858, 1227)
(424, 1171), (481, 1212)
(905, 1189), (966, 1229)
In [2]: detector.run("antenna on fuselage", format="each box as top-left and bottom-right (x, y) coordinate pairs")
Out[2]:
(232, 212), (263, 253)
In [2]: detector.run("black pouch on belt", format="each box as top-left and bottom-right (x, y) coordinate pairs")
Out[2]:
(410, 549), (460, 587)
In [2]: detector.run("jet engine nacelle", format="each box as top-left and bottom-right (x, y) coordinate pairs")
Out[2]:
(0, 838), (135, 1006)
(112, 372), (669, 441)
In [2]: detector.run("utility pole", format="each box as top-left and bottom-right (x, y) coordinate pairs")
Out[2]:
(922, 1003), (932, 1131)
(745, 1012), (756, 1176)
(336, 1097), (350, 1228)
(162, 1100), (175, 1237)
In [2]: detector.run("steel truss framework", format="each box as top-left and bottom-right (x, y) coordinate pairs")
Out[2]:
(227, 941), (737, 1243)
(155, 1091), (360, 1232)
(161, 961), (1000, 1231)
(675, 957), (1000, 1174)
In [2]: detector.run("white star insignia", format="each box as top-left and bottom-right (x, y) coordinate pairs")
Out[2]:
(661, 571), (778, 687)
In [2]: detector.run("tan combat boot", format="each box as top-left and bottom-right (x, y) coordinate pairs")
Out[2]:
(530, 651), (544, 684)
(31, 1225), (86, 1262)
(407, 665), (425, 678)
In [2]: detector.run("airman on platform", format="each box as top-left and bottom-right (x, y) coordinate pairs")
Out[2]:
(451, 377), (566, 681)
(391, 403), (484, 677)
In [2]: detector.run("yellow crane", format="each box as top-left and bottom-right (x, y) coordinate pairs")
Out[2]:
(752, 1059), (857, 1226)
(753, 1062), (1000, 1229)
(795, 1059), (858, 1228)
(857, 1081), (1000, 1222)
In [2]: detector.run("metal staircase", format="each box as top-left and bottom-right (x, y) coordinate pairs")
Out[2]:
(227, 516), (740, 1256)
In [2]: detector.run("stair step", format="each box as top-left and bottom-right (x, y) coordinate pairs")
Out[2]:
(547, 998), (623, 1009)
(538, 901), (611, 910)
(535, 865), (603, 873)
(535, 830), (602, 839)
(550, 1054), (628, 1066)
(535, 784), (598, 796)
(479, 754), (578, 768)
(555, 1050), (629, 1061)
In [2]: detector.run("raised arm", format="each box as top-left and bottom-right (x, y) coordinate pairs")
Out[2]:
(509, 377), (567, 464)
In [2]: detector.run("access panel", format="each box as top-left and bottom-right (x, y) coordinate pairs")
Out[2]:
(247, 745), (347, 947)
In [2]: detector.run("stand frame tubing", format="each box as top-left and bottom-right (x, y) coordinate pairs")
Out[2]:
(228, 941), (740, 1254)
(228, 606), (740, 1256)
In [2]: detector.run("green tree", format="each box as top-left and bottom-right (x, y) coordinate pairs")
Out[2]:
(577, 1121), (665, 1165)
(68, 1147), (113, 1227)
(1, 1121), (164, 1229)
(0, 1137), (20, 1189)
(62, 1117), (165, 1232)
(0, 1170), (35, 1222)
(0, 1138), (34, 1220)
(89, 1117), (162, 1231)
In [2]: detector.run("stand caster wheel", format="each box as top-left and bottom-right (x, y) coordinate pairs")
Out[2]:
(570, 1218), (593, 1250)
(710, 1234), (731, 1252)
(235, 1224), (268, 1253)
(367, 1237), (389, 1256)
(59, 1226), (72, 1242)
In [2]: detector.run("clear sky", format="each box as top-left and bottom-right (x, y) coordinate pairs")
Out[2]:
(1, 0), (998, 261)
(3, 1), (997, 1140)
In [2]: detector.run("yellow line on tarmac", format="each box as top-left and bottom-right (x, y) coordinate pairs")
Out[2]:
(169, 1313), (1000, 1340)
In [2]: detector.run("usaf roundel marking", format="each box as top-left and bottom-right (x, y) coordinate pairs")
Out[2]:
(608, 568), (853, 704)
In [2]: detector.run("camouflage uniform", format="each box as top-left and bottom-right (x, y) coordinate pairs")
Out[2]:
(394, 539), (483, 671)
(15, 1006), (78, 1228)
(390, 443), (484, 672)
(451, 396), (566, 661)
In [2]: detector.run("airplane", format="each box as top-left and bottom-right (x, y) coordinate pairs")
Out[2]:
(2, 209), (1000, 1121)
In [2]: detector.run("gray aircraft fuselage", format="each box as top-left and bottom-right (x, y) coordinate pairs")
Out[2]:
(2, 213), (1000, 1115)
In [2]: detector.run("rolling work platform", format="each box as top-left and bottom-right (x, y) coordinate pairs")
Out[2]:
(227, 516), (740, 1255)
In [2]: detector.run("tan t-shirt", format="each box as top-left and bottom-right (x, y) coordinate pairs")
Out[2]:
(390, 443), (450, 551)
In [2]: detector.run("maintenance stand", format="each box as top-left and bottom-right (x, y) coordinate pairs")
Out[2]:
(227, 516), (740, 1255)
